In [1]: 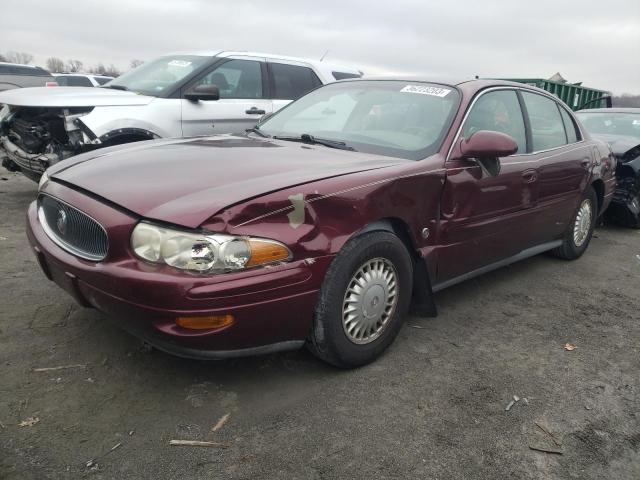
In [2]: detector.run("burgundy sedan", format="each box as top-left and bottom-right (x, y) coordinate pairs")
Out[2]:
(27, 79), (616, 367)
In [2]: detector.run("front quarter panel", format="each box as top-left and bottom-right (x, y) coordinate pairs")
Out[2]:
(201, 157), (447, 269)
(81, 99), (183, 139)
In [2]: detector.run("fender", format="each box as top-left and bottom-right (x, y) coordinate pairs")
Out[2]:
(355, 219), (438, 318)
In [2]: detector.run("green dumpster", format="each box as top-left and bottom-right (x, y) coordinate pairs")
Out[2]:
(497, 77), (611, 111)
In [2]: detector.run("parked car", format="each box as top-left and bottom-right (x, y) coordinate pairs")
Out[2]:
(0, 62), (57, 92)
(576, 108), (640, 227)
(0, 51), (362, 181)
(54, 73), (115, 87)
(27, 78), (615, 367)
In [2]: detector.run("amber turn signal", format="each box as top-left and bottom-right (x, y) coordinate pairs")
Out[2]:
(176, 314), (235, 330)
(246, 239), (291, 267)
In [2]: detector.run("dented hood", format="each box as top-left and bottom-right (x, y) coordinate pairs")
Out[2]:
(50, 135), (404, 228)
(0, 86), (154, 107)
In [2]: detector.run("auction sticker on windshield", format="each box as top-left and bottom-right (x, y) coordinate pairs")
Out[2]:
(168, 60), (192, 68)
(400, 85), (451, 97)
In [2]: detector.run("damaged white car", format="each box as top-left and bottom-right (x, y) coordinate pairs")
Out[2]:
(0, 51), (361, 181)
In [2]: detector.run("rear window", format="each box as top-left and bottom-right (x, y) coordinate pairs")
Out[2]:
(559, 107), (580, 143)
(270, 63), (322, 100)
(333, 71), (361, 80)
(55, 75), (93, 87)
(0, 64), (50, 76)
(521, 92), (567, 151)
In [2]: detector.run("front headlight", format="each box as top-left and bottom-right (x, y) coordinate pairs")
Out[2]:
(38, 171), (49, 191)
(131, 222), (292, 273)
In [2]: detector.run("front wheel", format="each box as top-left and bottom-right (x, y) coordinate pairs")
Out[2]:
(307, 231), (413, 368)
(551, 186), (597, 260)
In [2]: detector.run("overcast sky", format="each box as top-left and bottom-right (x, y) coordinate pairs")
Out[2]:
(1, 0), (639, 94)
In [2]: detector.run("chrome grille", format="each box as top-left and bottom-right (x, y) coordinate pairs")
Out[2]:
(38, 195), (108, 261)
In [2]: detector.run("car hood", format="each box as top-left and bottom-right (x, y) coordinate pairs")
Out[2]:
(50, 135), (405, 228)
(0, 86), (154, 107)
(591, 133), (640, 160)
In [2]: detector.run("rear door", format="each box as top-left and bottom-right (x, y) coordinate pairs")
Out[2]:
(437, 88), (538, 282)
(268, 61), (323, 113)
(180, 57), (272, 136)
(520, 91), (591, 240)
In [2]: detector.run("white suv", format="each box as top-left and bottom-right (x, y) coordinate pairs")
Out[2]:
(0, 51), (362, 181)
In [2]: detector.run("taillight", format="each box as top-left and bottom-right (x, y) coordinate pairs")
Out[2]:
(45, 81), (58, 87)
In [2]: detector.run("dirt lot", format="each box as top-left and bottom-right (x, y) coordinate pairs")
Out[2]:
(0, 166), (639, 480)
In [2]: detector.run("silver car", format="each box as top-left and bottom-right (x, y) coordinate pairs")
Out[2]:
(0, 62), (57, 92)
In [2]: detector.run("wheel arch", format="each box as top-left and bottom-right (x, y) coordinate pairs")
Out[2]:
(591, 178), (605, 216)
(99, 128), (160, 146)
(353, 217), (437, 317)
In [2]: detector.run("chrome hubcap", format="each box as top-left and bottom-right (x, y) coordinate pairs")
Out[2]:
(573, 199), (593, 247)
(342, 258), (398, 345)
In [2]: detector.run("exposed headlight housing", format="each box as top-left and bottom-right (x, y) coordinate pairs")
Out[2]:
(38, 171), (49, 191)
(131, 222), (292, 273)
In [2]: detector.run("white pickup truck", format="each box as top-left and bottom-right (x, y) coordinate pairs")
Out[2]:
(0, 51), (361, 181)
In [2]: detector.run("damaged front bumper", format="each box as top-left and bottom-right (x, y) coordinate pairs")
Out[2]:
(1, 136), (59, 181)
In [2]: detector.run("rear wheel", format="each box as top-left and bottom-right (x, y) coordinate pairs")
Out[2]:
(307, 231), (413, 368)
(551, 186), (597, 260)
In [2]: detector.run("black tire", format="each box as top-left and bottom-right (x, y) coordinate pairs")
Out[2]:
(551, 186), (598, 260)
(307, 231), (413, 368)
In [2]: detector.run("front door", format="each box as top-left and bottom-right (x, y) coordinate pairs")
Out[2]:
(437, 89), (538, 283)
(181, 58), (273, 136)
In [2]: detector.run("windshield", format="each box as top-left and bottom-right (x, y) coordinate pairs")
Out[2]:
(257, 80), (460, 160)
(577, 112), (640, 140)
(105, 55), (211, 96)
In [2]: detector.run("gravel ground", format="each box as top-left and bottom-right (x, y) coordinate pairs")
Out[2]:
(1, 167), (639, 480)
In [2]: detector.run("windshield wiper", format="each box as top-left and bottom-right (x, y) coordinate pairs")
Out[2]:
(101, 84), (129, 91)
(273, 133), (355, 151)
(246, 126), (269, 138)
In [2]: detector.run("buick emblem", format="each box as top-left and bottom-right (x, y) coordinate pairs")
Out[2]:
(56, 209), (67, 235)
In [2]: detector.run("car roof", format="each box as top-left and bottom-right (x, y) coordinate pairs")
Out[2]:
(165, 50), (361, 75)
(0, 61), (43, 69)
(337, 77), (554, 93)
(577, 108), (640, 114)
(54, 73), (114, 78)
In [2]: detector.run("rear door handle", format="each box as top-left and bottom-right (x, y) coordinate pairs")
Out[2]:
(246, 107), (266, 115)
(522, 169), (537, 183)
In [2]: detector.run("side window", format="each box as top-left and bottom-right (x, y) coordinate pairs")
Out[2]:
(96, 77), (112, 85)
(55, 76), (68, 86)
(559, 107), (580, 143)
(195, 59), (263, 99)
(462, 90), (527, 154)
(521, 92), (567, 151)
(270, 63), (322, 100)
(66, 76), (93, 87)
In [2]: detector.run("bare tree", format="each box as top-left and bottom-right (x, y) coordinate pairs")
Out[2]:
(88, 63), (106, 75)
(0, 53), (7, 62)
(6, 51), (34, 65)
(66, 59), (83, 73)
(130, 59), (144, 69)
(46, 57), (65, 73)
(613, 94), (640, 108)
(103, 64), (121, 77)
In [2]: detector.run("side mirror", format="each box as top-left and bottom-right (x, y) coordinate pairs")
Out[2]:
(459, 130), (518, 177)
(184, 84), (220, 102)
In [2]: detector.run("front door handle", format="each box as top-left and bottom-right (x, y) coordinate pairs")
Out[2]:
(246, 107), (266, 115)
(522, 169), (537, 184)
